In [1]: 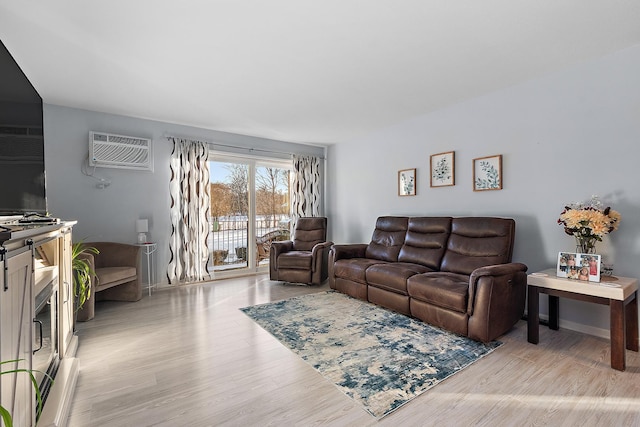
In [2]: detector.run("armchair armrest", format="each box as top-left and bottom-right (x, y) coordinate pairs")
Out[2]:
(329, 244), (368, 262)
(270, 240), (294, 260)
(311, 241), (333, 258)
(311, 241), (333, 272)
(89, 242), (141, 269)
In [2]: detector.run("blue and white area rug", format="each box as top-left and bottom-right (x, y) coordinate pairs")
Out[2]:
(240, 291), (502, 418)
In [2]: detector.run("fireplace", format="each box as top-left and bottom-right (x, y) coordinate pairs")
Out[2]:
(33, 237), (61, 418)
(33, 282), (59, 407)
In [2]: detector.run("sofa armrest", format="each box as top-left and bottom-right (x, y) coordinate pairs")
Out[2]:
(328, 244), (367, 290)
(468, 262), (528, 315)
(466, 262), (528, 342)
(329, 244), (368, 262)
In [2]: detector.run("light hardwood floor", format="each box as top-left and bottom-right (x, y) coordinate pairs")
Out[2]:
(67, 274), (640, 426)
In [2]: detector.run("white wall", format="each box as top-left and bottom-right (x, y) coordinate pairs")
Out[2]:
(326, 44), (640, 338)
(43, 105), (325, 284)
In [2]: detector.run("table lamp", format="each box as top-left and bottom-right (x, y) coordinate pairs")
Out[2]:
(136, 219), (148, 244)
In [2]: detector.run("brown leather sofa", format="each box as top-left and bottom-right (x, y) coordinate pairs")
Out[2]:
(270, 217), (333, 285)
(76, 242), (142, 321)
(329, 216), (528, 342)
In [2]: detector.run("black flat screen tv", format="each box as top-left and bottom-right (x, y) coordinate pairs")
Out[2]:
(0, 38), (47, 216)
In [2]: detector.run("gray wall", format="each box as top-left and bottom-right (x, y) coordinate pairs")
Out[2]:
(43, 105), (325, 284)
(326, 44), (640, 338)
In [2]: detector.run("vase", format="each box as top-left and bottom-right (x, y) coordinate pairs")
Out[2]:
(575, 237), (597, 254)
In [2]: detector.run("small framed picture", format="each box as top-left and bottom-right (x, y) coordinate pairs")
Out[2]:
(473, 154), (502, 191)
(557, 252), (601, 282)
(430, 151), (455, 187)
(398, 168), (416, 196)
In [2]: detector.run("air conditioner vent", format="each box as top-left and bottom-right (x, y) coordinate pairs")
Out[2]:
(89, 131), (153, 171)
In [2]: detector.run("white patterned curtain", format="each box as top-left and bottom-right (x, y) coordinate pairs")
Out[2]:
(291, 155), (321, 228)
(167, 138), (211, 284)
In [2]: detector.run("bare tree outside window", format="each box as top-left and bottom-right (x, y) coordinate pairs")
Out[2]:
(226, 163), (249, 216)
(210, 182), (231, 224)
(256, 167), (290, 228)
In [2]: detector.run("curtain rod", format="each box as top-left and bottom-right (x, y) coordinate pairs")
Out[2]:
(163, 133), (326, 159)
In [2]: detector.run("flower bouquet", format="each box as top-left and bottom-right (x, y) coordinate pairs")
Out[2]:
(558, 195), (621, 253)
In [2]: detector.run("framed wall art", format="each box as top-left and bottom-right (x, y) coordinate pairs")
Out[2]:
(398, 168), (416, 196)
(430, 151), (455, 187)
(473, 154), (502, 191)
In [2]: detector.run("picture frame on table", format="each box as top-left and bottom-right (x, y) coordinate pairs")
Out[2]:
(430, 151), (455, 187)
(556, 252), (601, 282)
(473, 154), (502, 191)
(398, 168), (416, 196)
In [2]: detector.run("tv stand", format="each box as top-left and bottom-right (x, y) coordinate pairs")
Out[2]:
(18, 213), (60, 224)
(0, 221), (78, 426)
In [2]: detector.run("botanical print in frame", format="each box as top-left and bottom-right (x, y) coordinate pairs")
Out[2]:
(430, 151), (455, 187)
(473, 154), (502, 191)
(398, 168), (416, 196)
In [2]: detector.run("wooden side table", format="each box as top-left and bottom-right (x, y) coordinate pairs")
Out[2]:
(527, 268), (639, 371)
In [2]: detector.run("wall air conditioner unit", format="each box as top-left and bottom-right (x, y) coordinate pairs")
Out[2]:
(89, 131), (153, 171)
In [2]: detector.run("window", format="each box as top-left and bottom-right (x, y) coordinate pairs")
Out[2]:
(208, 153), (292, 277)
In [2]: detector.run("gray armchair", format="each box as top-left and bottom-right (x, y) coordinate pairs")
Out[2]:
(76, 242), (142, 322)
(269, 217), (332, 285)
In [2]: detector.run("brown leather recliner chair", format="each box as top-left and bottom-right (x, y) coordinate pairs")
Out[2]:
(76, 242), (142, 321)
(269, 217), (333, 285)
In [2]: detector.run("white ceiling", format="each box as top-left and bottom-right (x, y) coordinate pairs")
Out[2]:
(1, 1), (640, 145)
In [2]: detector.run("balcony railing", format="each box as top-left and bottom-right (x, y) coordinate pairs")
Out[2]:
(209, 215), (290, 271)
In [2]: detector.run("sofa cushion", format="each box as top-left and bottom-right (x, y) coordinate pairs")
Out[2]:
(440, 217), (515, 275)
(95, 266), (137, 291)
(398, 217), (451, 269)
(366, 262), (433, 294)
(277, 251), (313, 270)
(334, 258), (387, 285)
(365, 216), (408, 262)
(407, 272), (470, 313)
